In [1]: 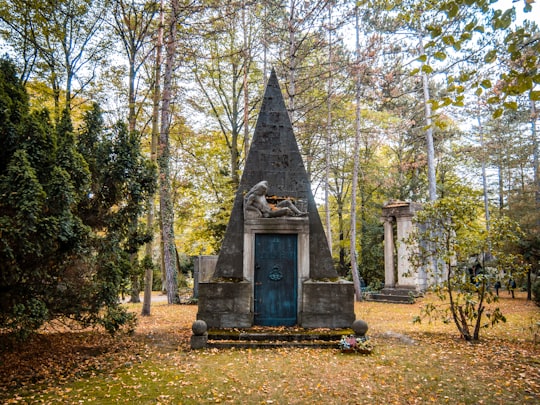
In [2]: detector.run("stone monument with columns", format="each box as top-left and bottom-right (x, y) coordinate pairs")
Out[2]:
(369, 201), (425, 303)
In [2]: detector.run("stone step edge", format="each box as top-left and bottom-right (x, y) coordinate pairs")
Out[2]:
(364, 296), (415, 304)
(207, 341), (338, 349)
(207, 332), (351, 342)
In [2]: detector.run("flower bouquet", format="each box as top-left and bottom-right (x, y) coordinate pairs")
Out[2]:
(339, 335), (373, 354)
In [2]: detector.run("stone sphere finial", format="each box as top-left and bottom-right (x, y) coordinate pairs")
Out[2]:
(352, 319), (368, 336)
(192, 320), (208, 336)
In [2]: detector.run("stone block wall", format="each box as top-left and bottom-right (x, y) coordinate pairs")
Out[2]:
(300, 280), (355, 328)
(197, 282), (252, 328)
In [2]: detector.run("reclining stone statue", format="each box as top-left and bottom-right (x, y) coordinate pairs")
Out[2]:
(243, 180), (308, 220)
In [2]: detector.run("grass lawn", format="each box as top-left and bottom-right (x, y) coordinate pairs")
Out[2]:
(1, 291), (539, 404)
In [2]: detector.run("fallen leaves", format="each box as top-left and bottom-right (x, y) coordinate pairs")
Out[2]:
(0, 293), (539, 404)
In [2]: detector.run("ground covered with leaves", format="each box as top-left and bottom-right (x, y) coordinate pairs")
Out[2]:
(1, 292), (539, 404)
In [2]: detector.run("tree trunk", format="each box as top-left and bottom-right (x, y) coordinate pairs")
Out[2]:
(477, 101), (493, 265)
(262, 4), (268, 87)
(159, 0), (180, 305)
(129, 268), (141, 303)
(458, 306), (472, 341)
(531, 100), (538, 301)
(418, 37), (437, 202)
(126, 21), (139, 306)
(338, 206), (345, 273)
(130, 219), (141, 303)
(418, 36), (439, 283)
(242, 0), (250, 161)
(533, 101), (539, 208)
(349, 4), (363, 301)
(473, 282), (486, 340)
(65, 61), (73, 112)
(498, 163), (504, 211)
(477, 105), (490, 233)
(51, 69), (61, 123)
(142, 256), (153, 314)
(324, 4), (333, 254)
(142, 0), (164, 316)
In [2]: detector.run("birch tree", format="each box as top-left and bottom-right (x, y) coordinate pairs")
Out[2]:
(349, 3), (364, 300)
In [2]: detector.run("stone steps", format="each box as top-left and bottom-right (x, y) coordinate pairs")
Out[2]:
(365, 293), (414, 304)
(364, 288), (419, 304)
(204, 328), (352, 349)
(207, 340), (338, 349)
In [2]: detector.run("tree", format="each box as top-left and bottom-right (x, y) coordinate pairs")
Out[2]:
(383, 0), (494, 201)
(188, 1), (263, 188)
(437, 0), (539, 113)
(172, 127), (236, 255)
(277, 0), (330, 122)
(110, 0), (159, 134)
(348, 3), (394, 299)
(159, 0), (180, 304)
(142, 0), (165, 316)
(0, 58), (91, 338)
(407, 197), (528, 341)
(0, 58), (156, 338)
(110, 0), (160, 303)
(0, 0), (111, 118)
(76, 103), (156, 326)
(349, 2), (362, 300)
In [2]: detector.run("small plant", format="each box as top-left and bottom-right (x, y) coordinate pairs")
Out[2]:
(367, 279), (384, 292)
(406, 197), (529, 341)
(339, 335), (373, 353)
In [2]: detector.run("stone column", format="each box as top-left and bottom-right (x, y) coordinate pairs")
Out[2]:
(396, 216), (416, 287)
(382, 217), (395, 288)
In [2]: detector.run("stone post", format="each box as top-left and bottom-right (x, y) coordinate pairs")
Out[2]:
(396, 216), (416, 287)
(382, 217), (395, 288)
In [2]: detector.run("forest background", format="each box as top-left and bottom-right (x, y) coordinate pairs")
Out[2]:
(0, 0), (539, 336)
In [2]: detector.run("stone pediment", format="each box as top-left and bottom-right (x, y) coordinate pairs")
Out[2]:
(381, 201), (422, 219)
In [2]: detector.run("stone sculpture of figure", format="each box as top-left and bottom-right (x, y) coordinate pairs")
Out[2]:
(244, 180), (307, 219)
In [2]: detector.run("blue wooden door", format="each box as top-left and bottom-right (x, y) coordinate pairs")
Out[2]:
(254, 234), (297, 326)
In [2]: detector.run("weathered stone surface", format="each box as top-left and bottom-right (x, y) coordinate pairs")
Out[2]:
(380, 201), (427, 292)
(300, 280), (355, 328)
(191, 320), (208, 336)
(212, 69), (337, 280)
(197, 282), (252, 328)
(190, 334), (208, 350)
(196, 70), (351, 330)
(301, 313), (355, 329)
(193, 255), (218, 298)
(194, 255), (218, 283)
(352, 319), (369, 336)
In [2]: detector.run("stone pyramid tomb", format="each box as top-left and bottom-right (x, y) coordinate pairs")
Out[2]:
(196, 69), (355, 329)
